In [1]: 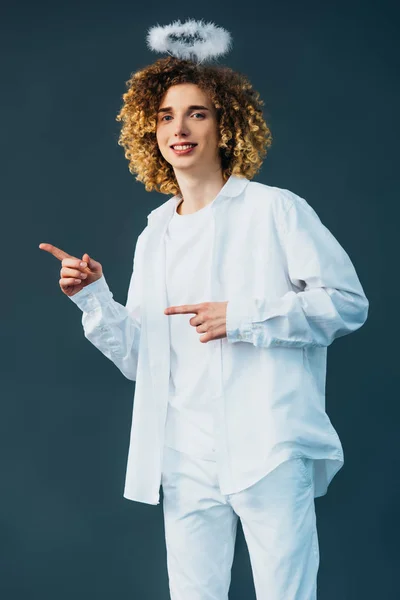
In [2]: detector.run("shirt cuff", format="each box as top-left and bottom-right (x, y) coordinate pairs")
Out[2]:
(226, 297), (255, 343)
(68, 275), (113, 312)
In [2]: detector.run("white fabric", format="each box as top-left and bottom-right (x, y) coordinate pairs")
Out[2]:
(161, 445), (319, 600)
(164, 198), (217, 460)
(69, 175), (369, 505)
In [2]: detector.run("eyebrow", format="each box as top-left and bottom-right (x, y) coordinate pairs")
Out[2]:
(157, 104), (210, 114)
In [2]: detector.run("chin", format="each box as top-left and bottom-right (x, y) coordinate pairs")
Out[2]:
(170, 158), (197, 169)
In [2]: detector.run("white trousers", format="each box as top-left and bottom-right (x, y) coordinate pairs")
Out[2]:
(161, 446), (319, 600)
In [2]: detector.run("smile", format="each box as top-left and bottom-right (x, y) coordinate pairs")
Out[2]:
(170, 143), (197, 155)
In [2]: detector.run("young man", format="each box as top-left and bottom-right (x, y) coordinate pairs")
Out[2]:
(54, 22), (369, 600)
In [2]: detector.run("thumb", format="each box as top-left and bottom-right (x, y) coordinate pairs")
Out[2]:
(82, 253), (101, 273)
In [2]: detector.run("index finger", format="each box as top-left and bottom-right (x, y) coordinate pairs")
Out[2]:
(38, 243), (74, 262)
(164, 305), (200, 315)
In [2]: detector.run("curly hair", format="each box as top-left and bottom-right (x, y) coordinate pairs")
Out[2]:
(115, 56), (273, 196)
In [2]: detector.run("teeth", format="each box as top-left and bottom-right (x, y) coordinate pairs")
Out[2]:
(172, 144), (195, 150)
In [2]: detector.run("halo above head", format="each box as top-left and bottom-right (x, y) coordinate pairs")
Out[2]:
(146, 19), (232, 64)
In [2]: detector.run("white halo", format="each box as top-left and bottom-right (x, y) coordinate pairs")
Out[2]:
(146, 19), (232, 63)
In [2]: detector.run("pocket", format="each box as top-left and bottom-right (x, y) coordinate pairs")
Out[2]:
(296, 457), (313, 489)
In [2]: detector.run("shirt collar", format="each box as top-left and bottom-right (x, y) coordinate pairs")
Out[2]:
(147, 174), (250, 225)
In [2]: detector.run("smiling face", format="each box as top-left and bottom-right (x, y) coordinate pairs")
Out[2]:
(155, 83), (222, 179)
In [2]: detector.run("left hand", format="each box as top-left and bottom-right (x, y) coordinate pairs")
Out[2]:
(164, 301), (228, 343)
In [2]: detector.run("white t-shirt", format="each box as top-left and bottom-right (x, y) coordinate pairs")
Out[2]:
(163, 198), (217, 461)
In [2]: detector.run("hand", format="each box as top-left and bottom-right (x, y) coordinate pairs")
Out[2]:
(164, 301), (228, 343)
(39, 243), (103, 298)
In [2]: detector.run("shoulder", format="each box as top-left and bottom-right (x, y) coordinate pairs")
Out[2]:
(146, 195), (176, 223)
(247, 179), (309, 206)
(244, 180), (323, 239)
(245, 179), (314, 217)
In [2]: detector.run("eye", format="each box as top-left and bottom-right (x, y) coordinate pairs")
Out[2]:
(160, 112), (205, 122)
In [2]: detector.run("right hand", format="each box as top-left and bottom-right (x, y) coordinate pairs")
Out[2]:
(39, 243), (103, 297)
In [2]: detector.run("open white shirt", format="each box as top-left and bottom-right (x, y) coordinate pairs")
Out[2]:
(69, 175), (369, 505)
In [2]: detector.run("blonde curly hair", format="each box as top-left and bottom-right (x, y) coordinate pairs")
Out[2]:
(115, 56), (273, 196)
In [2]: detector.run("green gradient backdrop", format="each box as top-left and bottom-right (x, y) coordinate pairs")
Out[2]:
(2, 0), (397, 598)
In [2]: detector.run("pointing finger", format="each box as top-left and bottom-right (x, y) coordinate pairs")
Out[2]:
(164, 305), (199, 315)
(39, 243), (74, 262)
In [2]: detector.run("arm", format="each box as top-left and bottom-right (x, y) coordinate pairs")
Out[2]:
(69, 231), (146, 381)
(226, 190), (369, 348)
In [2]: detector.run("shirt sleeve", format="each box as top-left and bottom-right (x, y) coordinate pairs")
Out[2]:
(225, 190), (369, 348)
(69, 230), (146, 380)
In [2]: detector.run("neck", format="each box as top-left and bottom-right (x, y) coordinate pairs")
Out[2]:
(174, 168), (225, 215)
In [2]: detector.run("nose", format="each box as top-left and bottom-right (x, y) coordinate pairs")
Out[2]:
(173, 115), (190, 138)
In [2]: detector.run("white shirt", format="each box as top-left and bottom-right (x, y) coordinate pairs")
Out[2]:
(164, 199), (217, 461)
(69, 175), (369, 505)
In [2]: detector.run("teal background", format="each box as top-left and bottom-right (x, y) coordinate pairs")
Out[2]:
(2, 0), (397, 598)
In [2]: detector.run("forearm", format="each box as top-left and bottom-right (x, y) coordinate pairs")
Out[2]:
(70, 275), (141, 381)
(226, 286), (369, 348)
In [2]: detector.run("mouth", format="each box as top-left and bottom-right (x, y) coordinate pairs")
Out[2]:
(170, 143), (198, 155)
